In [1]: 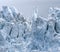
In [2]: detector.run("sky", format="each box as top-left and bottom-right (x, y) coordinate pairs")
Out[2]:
(0, 0), (60, 18)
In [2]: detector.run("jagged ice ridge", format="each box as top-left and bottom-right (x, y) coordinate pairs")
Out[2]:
(0, 6), (60, 52)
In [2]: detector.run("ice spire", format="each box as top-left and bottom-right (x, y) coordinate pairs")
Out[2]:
(33, 8), (38, 19)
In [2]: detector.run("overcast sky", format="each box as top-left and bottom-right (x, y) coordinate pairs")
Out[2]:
(0, 0), (60, 18)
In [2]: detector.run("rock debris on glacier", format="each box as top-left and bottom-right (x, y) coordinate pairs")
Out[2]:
(0, 6), (60, 52)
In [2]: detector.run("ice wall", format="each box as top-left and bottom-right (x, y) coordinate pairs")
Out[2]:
(0, 6), (60, 52)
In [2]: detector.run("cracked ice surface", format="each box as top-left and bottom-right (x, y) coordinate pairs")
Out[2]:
(0, 6), (60, 52)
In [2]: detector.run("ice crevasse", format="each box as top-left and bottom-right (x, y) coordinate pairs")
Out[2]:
(0, 6), (60, 52)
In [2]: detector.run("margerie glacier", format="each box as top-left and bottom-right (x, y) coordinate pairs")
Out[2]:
(0, 6), (60, 52)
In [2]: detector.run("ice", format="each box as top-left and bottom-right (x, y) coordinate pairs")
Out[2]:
(0, 6), (60, 52)
(2, 6), (14, 22)
(49, 7), (60, 33)
(0, 18), (5, 29)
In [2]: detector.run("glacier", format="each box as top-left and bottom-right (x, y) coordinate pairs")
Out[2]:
(0, 6), (60, 52)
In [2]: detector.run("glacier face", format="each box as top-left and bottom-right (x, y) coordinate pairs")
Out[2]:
(0, 6), (60, 52)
